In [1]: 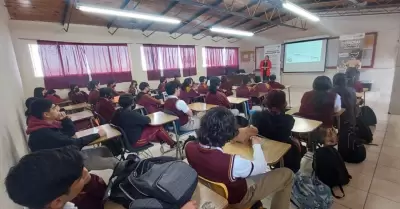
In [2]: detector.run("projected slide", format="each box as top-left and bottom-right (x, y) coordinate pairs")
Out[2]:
(284, 39), (327, 73)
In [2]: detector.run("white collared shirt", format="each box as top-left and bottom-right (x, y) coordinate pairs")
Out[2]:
(63, 202), (78, 209)
(334, 94), (342, 113)
(167, 95), (190, 113)
(200, 143), (270, 179)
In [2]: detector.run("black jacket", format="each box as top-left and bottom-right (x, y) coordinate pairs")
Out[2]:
(27, 117), (99, 152)
(113, 108), (150, 146)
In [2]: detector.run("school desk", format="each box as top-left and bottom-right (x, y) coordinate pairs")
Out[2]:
(228, 96), (250, 118)
(68, 110), (93, 122)
(223, 138), (291, 167)
(188, 102), (218, 112)
(56, 99), (72, 107)
(75, 124), (121, 146)
(63, 103), (90, 113)
(292, 116), (323, 133)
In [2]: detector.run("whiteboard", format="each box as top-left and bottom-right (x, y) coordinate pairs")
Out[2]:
(255, 47), (264, 70)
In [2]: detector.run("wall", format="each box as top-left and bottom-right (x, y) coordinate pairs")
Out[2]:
(240, 14), (400, 101)
(9, 20), (241, 99)
(0, 3), (28, 209)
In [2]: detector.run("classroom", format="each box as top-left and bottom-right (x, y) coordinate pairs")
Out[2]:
(2, 0), (400, 209)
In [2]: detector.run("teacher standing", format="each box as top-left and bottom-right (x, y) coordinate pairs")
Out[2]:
(259, 55), (272, 82)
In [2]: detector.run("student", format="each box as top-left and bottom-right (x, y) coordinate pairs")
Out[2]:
(88, 80), (100, 105)
(158, 76), (167, 92)
(34, 87), (47, 98)
(205, 77), (240, 116)
(112, 94), (175, 148)
(26, 98), (118, 170)
(45, 89), (64, 104)
(332, 73), (358, 126)
(259, 55), (272, 82)
(180, 78), (200, 104)
(251, 90), (302, 172)
(164, 81), (200, 131)
(235, 77), (262, 111)
(185, 107), (293, 209)
(107, 80), (119, 96)
(174, 75), (181, 85)
(268, 74), (285, 89)
(5, 147), (197, 209)
(220, 75), (233, 96)
(136, 82), (163, 114)
(197, 76), (208, 94)
(298, 76), (342, 128)
(95, 88), (116, 123)
(68, 84), (89, 104)
(25, 97), (37, 124)
(128, 80), (139, 96)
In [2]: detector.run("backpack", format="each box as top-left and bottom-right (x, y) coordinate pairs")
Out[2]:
(338, 123), (366, 163)
(360, 106), (377, 126)
(291, 173), (333, 209)
(314, 146), (352, 198)
(120, 161), (198, 209)
(356, 117), (373, 144)
(104, 155), (177, 208)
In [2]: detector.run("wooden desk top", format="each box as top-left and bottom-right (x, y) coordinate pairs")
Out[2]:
(75, 124), (121, 145)
(223, 138), (291, 165)
(68, 110), (93, 122)
(147, 111), (178, 126)
(188, 103), (218, 112)
(63, 103), (90, 111)
(252, 92), (268, 98)
(227, 96), (249, 104)
(292, 116), (322, 133)
(286, 106), (345, 117)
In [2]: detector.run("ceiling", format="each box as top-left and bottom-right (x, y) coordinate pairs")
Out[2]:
(5, 0), (400, 40)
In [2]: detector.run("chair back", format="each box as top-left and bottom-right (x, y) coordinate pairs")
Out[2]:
(108, 124), (133, 153)
(198, 176), (228, 200)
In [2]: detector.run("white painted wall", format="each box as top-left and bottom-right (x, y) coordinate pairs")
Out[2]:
(240, 14), (400, 101)
(9, 20), (241, 99)
(0, 3), (28, 209)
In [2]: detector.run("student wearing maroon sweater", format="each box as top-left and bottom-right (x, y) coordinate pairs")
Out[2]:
(268, 74), (285, 89)
(185, 107), (293, 209)
(197, 76), (208, 94)
(68, 84), (89, 104)
(128, 80), (139, 96)
(205, 77), (239, 116)
(34, 87), (47, 98)
(220, 75), (233, 96)
(235, 77), (262, 111)
(179, 78), (200, 104)
(95, 88), (116, 123)
(136, 82), (163, 114)
(158, 76), (167, 92)
(88, 80), (100, 105)
(45, 89), (64, 104)
(164, 81), (201, 131)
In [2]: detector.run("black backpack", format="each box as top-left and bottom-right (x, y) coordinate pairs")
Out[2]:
(338, 123), (366, 163)
(314, 146), (352, 198)
(356, 117), (373, 144)
(360, 106), (377, 126)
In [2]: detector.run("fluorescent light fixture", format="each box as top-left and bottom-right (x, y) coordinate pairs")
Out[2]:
(282, 1), (320, 22)
(76, 3), (181, 24)
(210, 27), (254, 37)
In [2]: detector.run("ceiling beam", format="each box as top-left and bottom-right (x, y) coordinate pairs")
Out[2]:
(142, 1), (179, 32)
(192, 0), (259, 36)
(107, 0), (132, 29)
(169, 0), (223, 34)
(61, 0), (71, 25)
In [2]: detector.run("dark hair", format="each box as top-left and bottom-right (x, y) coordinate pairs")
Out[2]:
(165, 81), (180, 96)
(265, 90), (286, 111)
(33, 87), (45, 98)
(270, 74), (277, 81)
(47, 89), (56, 95)
(208, 77), (221, 94)
(25, 97), (37, 117)
(30, 99), (53, 119)
(99, 87), (113, 98)
(242, 76), (251, 85)
(88, 80), (100, 91)
(160, 76), (166, 83)
(333, 73), (347, 87)
(345, 67), (359, 86)
(221, 75), (228, 83)
(69, 84), (78, 92)
(107, 80), (116, 87)
(197, 107), (238, 147)
(181, 78), (193, 91)
(312, 76), (333, 112)
(118, 94), (134, 109)
(5, 146), (84, 209)
(139, 82), (149, 91)
(129, 80), (137, 88)
(199, 76), (206, 83)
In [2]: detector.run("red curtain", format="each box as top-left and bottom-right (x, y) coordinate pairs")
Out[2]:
(181, 46), (197, 77)
(38, 41), (89, 89)
(159, 45), (180, 78)
(142, 45), (161, 81)
(226, 47), (239, 67)
(205, 47), (226, 76)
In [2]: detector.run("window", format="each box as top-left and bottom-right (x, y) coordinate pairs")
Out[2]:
(29, 41), (132, 89)
(141, 44), (196, 80)
(203, 47), (239, 76)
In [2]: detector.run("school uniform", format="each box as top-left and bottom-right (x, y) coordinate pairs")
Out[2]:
(268, 81), (285, 89)
(185, 142), (293, 208)
(45, 94), (64, 104)
(179, 87), (200, 104)
(220, 81), (233, 96)
(95, 98), (115, 123)
(71, 174), (107, 209)
(332, 86), (358, 126)
(136, 93), (162, 114)
(164, 96), (200, 131)
(158, 82), (166, 93)
(197, 83), (208, 94)
(88, 90), (100, 105)
(253, 83), (270, 93)
(205, 91), (240, 116)
(68, 91), (89, 104)
(235, 85), (255, 109)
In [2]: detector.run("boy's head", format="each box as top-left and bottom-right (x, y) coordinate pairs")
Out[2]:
(99, 87), (113, 98)
(30, 98), (60, 120)
(107, 80), (116, 88)
(139, 82), (150, 92)
(165, 81), (181, 96)
(160, 76), (167, 83)
(265, 90), (287, 111)
(47, 89), (56, 95)
(197, 107), (238, 147)
(199, 76), (206, 84)
(34, 87), (46, 98)
(5, 147), (90, 209)
(269, 74), (276, 81)
(118, 94), (135, 109)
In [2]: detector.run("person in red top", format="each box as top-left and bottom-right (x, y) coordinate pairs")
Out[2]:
(205, 77), (239, 116)
(88, 80), (100, 105)
(45, 89), (64, 104)
(158, 76), (167, 93)
(136, 82), (163, 114)
(95, 88), (116, 123)
(197, 76), (208, 94)
(259, 55), (272, 82)
(68, 84), (89, 104)
(128, 80), (139, 96)
(268, 74), (285, 89)
(220, 75), (233, 96)
(179, 78), (200, 104)
(236, 77), (262, 111)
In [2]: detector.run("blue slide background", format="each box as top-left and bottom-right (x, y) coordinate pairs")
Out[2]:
(285, 40), (323, 64)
